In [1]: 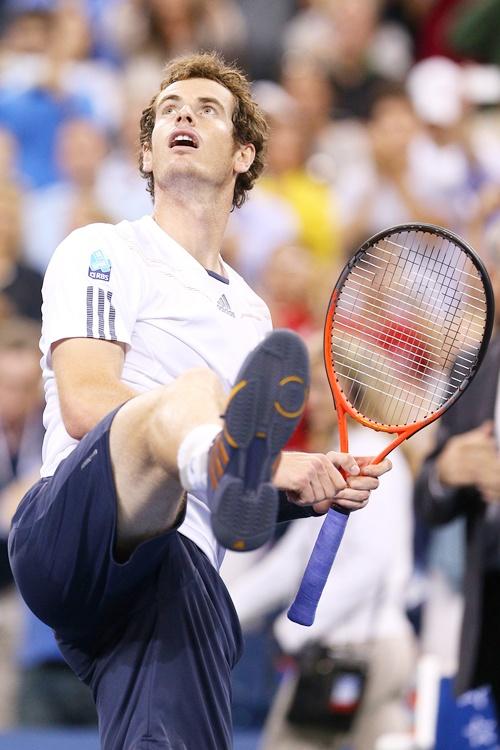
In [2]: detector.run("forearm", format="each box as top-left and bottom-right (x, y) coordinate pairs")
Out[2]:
(60, 380), (137, 439)
(52, 338), (138, 439)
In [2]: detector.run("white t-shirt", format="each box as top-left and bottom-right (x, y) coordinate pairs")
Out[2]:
(40, 215), (272, 567)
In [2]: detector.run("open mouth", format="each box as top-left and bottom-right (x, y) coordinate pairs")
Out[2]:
(169, 131), (199, 149)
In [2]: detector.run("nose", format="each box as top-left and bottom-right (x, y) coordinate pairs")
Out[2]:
(176, 105), (194, 124)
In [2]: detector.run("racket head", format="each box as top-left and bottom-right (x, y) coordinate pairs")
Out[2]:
(324, 223), (495, 443)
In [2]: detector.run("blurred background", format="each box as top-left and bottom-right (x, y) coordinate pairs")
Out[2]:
(0, 1), (499, 749)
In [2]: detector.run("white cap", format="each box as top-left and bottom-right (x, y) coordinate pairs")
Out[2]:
(407, 56), (464, 127)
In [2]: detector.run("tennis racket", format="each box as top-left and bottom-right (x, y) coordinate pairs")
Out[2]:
(287, 223), (494, 627)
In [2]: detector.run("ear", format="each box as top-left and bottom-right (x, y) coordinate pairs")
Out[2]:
(142, 147), (153, 173)
(233, 143), (255, 175)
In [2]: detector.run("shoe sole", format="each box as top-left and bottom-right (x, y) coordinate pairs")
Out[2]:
(211, 329), (310, 551)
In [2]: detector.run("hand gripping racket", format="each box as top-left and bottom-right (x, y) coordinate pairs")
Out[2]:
(288, 223), (494, 626)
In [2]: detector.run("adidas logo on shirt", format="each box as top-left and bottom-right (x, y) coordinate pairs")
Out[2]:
(217, 294), (235, 317)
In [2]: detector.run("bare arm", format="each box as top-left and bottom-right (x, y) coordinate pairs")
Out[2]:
(52, 337), (137, 439)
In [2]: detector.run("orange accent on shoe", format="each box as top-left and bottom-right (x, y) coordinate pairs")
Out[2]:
(223, 424), (239, 449)
(209, 459), (218, 490)
(256, 431), (267, 438)
(274, 375), (307, 418)
(279, 375), (305, 386)
(274, 399), (306, 419)
(228, 379), (247, 401)
(232, 540), (246, 550)
(218, 438), (229, 464)
(215, 454), (223, 478)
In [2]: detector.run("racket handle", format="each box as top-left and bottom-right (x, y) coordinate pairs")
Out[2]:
(287, 507), (350, 626)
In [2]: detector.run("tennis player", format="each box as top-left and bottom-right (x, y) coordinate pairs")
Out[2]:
(9, 53), (390, 749)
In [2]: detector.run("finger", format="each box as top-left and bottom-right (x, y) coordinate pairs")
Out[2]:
(326, 451), (360, 476)
(332, 494), (370, 512)
(322, 457), (348, 496)
(334, 487), (371, 504)
(310, 499), (331, 515)
(297, 457), (338, 504)
(355, 458), (392, 477)
(309, 472), (331, 503)
(346, 476), (379, 491)
(311, 457), (342, 500)
(354, 455), (375, 470)
(294, 482), (315, 505)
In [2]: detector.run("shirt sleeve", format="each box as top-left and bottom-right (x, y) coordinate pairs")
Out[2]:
(277, 491), (327, 523)
(41, 223), (144, 357)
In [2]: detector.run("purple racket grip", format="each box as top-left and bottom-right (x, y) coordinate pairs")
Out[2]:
(287, 507), (350, 626)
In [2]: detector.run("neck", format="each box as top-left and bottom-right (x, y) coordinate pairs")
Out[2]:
(152, 182), (233, 273)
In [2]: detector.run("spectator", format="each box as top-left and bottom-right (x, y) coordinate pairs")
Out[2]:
(254, 81), (343, 268)
(0, 4), (96, 189)
(23, 118), (111, 273)
(223, 183), (299, 286)
(0, 317), (43, 729)
(414, 218), (500, 714)
(225, 335), (416, 750)
(405, 56), (480, 232)
(41, 3), (124, 135)
(0, 182), (42, 321)
(234, 0), (296, 80)
(338, 82), (447, 253)
(279, 55), (361, 189)
(112, 0), (247, 92)
(95, 93), (154, 224)
(258, 243), (321, 337)
(283, 0), (399, 120)
(0, 317), (97, 728)
(0, 6), (54, 92)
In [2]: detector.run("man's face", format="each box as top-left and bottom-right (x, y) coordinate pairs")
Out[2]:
(142, 77), (253, 198)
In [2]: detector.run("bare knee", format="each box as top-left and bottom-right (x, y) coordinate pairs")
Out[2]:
(147, 368), (225, 465)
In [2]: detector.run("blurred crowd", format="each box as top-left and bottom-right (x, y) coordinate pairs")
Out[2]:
(0, 0), (499, 748)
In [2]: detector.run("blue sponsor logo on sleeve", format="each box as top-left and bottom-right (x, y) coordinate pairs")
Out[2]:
(88, 250), (112, 281)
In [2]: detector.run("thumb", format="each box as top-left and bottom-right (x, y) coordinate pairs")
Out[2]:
(329, 451), (360, 476)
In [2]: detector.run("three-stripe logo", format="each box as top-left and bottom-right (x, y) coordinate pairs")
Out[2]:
(86, 286), (117, 340)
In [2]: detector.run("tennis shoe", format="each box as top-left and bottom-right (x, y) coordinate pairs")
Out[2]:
(209, 329), (310, 551)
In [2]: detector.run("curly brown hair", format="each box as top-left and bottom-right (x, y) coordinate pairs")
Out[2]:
(139, 52), (268, 209)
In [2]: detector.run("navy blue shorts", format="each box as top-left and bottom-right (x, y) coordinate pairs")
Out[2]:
(9, 409), (242, 750)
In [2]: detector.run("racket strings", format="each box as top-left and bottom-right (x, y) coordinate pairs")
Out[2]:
(330, 230), (488, 427)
